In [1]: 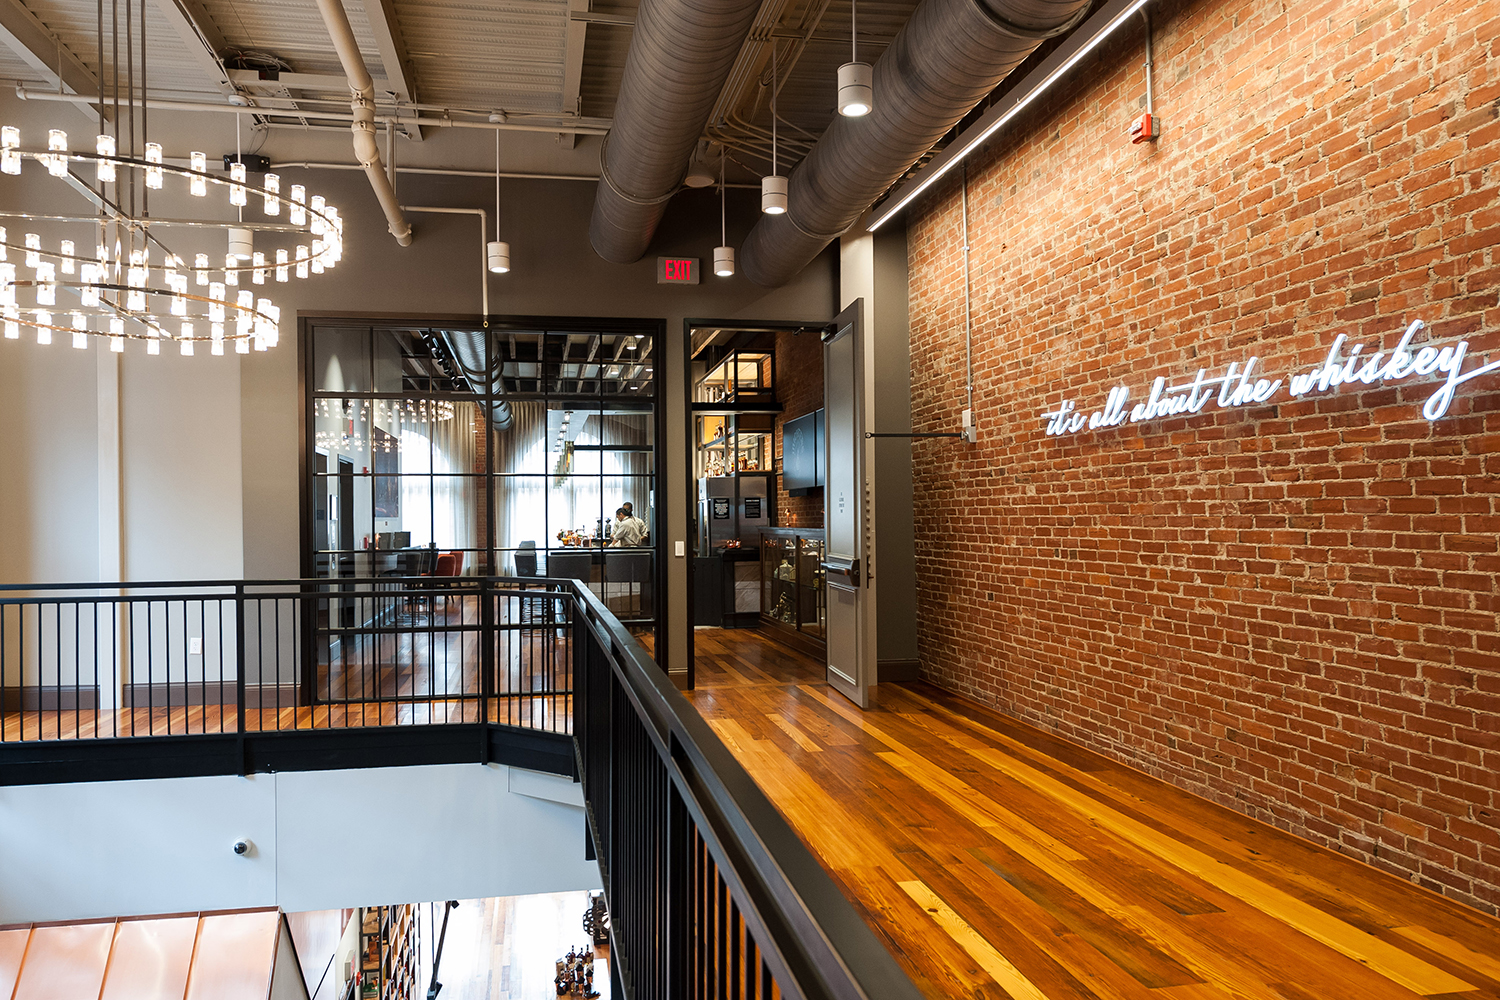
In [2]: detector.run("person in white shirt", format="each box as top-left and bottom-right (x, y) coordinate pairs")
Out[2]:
(622, 502), (647, 541)
(610, 507), (644, 547)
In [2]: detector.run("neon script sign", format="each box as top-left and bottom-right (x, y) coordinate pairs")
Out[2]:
(1042, 321), (1500, 437)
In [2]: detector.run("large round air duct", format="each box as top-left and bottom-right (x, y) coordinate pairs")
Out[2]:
(740, 0), (1092, 286)
(589, 0), (763, 263)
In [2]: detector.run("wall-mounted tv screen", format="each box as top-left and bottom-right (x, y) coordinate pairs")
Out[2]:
(782, 408), (823, 496)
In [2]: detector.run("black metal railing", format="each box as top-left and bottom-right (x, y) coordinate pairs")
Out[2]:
(0, 577), (575, 743)
(571, 585), (925, 1000)
(3, 574), (926, 1000)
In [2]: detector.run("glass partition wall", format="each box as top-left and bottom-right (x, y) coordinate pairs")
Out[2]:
(304, 321), (660, 702)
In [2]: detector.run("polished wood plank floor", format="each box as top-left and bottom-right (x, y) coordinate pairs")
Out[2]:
(686, 628), (1500, 1000)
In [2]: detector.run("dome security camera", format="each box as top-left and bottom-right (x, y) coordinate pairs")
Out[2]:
(232, 839), (253, 857)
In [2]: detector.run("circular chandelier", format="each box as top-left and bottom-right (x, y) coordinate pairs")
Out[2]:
(0, 0), (342, 357)
(0, 135), (342, 355)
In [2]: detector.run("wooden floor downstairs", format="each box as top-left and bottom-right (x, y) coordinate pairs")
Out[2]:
(686, 628), (1500, 1000)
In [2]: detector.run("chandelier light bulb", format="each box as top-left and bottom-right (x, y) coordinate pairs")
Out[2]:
(195, 253), (210, 285)
(72, 312), (88, 349)
(296, 245), (309, 279)
(46, 129), (67, 177)
(209, 282), (225, 322)
(80, 265), (99, 306)
(264, 173), (280, 215)
(1, 126), (19, 175)
(59, 240), (75, 274)
(259, 301), (280, 347)
(189, 151), (207, 196)
(36, 263), (55, 305)
(146, 329), (160, 355)
(145, 142), (163, 189)
(3, 306), (17, 339)
(0, 263), (13, 305)
(252, 251), (265, 284)
(95, 135), (116, 182)
(109, 315), (124, 352)
(275, 248), (289, 282)
(311, 240), (325, 275)
(211, 322), (224, 355)
(487, 241), (510, 274)
(290, 185), (306, 226)
(171, 291), (187, 316)
(230, 162), (247, 207)
(25, 233), (40, 269)
(837, 62), (873, 117)
(761, 174), (788, 214)
(310, 194), (327, 235)
(34, 310), (50, 344)
(180, 321), (194, 355)
(224, 253), (239, 285)
(714, 245), (736, 277)
(0, 225), (6, 261)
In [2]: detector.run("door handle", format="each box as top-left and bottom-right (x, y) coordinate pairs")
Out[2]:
(821, 558), (859, 585)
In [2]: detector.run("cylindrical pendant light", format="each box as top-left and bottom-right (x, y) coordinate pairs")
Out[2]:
(760, 175), (787, 215)
(487, 241), (511, 273)
(715, 149), (735, 276)
(487, 129), (511, 273)
(761, 42), (787, 215)
(837, 0), (873, 116)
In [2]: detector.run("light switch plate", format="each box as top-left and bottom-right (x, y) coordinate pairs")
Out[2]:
(189, 637), (202, 655)
(675, 540), (685, 557)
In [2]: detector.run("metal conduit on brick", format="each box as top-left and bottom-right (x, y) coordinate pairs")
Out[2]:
(588, 0), (763, 263)
(740, 0), (1093, 286)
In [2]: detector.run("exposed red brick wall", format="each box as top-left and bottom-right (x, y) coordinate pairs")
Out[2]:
(907, 0), (1500, 914)
(775, 329), (825, 528)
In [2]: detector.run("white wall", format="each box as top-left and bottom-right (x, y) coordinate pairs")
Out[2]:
(0, 763), (598, 923)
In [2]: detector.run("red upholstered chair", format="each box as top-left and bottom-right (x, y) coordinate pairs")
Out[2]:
(431, 552), (462, 610)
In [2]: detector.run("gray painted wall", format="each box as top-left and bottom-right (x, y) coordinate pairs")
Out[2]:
(0, 763), (597, 923)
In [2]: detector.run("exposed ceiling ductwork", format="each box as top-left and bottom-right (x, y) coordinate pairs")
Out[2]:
(313, 0), (414, 247)
(740, 0), (1093, 286)
(588, 0), (764, 264)
(440, 330), (514, 431)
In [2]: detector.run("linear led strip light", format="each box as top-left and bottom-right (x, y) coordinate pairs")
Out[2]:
(867, 0), (1153, 232)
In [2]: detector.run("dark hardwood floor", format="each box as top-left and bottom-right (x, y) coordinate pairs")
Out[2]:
(686, 627), (1500, 1000)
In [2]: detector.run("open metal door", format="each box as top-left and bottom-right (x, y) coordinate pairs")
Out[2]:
(822, 302), (868, 707)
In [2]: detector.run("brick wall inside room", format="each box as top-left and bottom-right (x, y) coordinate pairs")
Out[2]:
(775, 329), (825, 528)
(905, 0), (1500, 913)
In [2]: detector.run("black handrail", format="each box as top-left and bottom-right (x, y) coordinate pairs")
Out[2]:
(569, 583), (924, 1000)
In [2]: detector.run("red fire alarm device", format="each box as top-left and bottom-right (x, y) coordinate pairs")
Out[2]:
(657, 257), (699, 284)
(1130, 112), (1160, 144)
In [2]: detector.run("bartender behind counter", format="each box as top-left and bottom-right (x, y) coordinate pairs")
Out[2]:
(610, 507), (644, 547)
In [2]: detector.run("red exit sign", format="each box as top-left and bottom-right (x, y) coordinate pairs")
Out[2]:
(657, 257), (700, 285)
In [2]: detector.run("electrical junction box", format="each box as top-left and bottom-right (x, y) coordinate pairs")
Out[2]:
(1130, 112), (1160, 144)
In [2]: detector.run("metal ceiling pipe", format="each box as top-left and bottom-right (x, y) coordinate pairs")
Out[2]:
(740, 0), (1092, 286)
(313, 0), (414, 247)
(588, 0), (763, 263)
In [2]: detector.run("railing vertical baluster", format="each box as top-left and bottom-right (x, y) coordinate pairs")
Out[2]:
(480, 578), (492, 757)
(235, 584), (246, 773)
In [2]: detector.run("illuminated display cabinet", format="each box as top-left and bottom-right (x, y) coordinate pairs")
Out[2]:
(759, 527), (826, 657)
